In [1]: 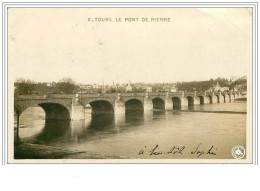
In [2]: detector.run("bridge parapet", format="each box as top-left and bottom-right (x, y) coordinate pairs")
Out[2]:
(168, 92), (183, 96)
(119, 93), (146, 97)
(148, 92), (167, 96)
(221, 92), (228, 96)
(196, 91), (206, 96)
(79, 92), (150, 98)
(15, 93), (74, 100)
(15, 97), (73, 101)
(15, 95), (46, 100)
(183, 92), (196, 97)
(79, 93), (117, 98)
(205, 92), (214, 96)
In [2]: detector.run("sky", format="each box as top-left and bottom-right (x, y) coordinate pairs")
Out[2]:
(8, 8), (252, 84)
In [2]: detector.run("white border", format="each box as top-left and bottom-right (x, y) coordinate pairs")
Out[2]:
(1, 1), (258, 165)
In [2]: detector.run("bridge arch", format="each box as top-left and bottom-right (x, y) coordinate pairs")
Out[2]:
(198, 96), (204, 104)
(215, 95), (220, 103)
(36, 120), (71, 142)
(87, 114), (115, 130)
(208, 95), (213, 104)
(172, 97), (181, 109)
(186, 96), (194, 106)
(125, 99), (144, 113)
(15, 102), (71, 120)
(152, 97), (165, 109)
(39, 103), (71, 120)
(222, 95), (226, 103)
(227, 94), (231, 102)
(89, 100), (114, 115)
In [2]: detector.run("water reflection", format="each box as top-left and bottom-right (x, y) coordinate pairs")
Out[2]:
(152, 110), (166, 121)
(125, 111), (144, 125)
(173, 105), (181, 110)
(26, 111), (149, 144)
(153, 110), (166, 115)
(70, 114), (118, 143)
(35, 119), (71, 143)
(87, 114), (115, 130)
(188, 105), (195, 110)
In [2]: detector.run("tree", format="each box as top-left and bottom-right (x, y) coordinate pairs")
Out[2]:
(229, 77), (247, 91)
(108, 87), (117, 93)
(14, 78), (36, 95)
(57, 77), (77, 94)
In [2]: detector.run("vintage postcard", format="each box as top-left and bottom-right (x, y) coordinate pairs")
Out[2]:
(4, 3), (256, 163)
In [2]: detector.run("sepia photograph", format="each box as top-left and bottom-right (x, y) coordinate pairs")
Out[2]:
(6, 4), (254, 163)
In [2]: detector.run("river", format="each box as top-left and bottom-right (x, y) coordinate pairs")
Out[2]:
(14, 102), (247, 159)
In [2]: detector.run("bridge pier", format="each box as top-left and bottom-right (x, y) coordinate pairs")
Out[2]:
(114, 100), (125, 114)
(228, 93), (234, 102)
(230, 94), (235, 102)
(71, 104), (85, 120)
(212, 94), (218, 103)
(204, 96), (211, 104)
(181, 97), (188, 106)
(71, 97), (85, 120)
(165, 98), (173, 110)
(219, 94), (224, 103)
(225, 94), (230, 103)
(144, 99), (153, 111)
(194, 97), (200, 105)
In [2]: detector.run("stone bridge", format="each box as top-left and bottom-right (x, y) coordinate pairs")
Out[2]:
(14, 91), (242, 122)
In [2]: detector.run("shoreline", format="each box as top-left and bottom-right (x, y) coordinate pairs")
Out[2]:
(14, 143), (127, 159)
(180, 110), (246, 114)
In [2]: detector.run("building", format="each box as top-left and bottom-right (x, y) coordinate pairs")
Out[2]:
(46, 82), (56, 87)
(93, 84), (99, 89)
(146, 87), (152, 93)
(170, 85), (177, 92)
(125, 82), (132, 93)
(213, 82), (221, 91)
(233, 85), (239, 91)
(220, 87), (229, 92)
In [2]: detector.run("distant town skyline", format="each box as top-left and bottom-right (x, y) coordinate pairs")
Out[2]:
(15, 75), (246, 85)
(14, 74), (246, 95)
(9, 8), (251, 84)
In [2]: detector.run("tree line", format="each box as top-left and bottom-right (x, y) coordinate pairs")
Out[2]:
(175, 77), (247, 92)
(14, 77), (78, 95)
(14, 76), (247, 95)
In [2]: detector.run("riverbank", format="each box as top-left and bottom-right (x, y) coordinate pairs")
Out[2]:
(180, 110), (246, 114)
(14, 143), (127, 159)
(235, 97), (247, 101)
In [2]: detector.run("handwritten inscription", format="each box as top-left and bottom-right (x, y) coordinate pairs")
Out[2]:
(138, 143), (217, 157)
(87, 17), (171, 23)
(190, 143), (217, 157)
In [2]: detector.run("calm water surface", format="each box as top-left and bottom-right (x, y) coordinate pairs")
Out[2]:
(15, 102), (247, 159)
